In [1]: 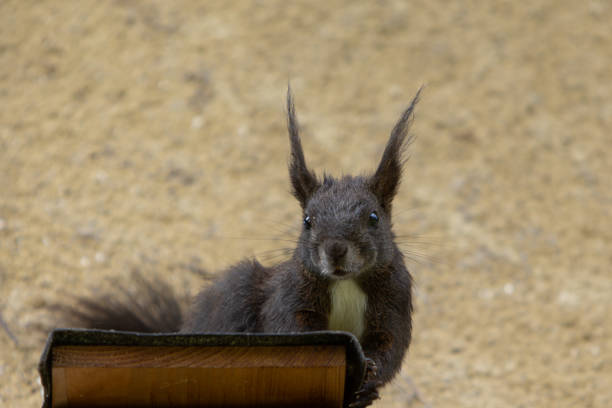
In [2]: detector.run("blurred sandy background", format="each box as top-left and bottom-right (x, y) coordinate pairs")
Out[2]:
(1, 1), (611, 407)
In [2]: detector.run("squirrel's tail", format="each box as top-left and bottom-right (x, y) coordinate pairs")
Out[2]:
(61, 271), (186, 333)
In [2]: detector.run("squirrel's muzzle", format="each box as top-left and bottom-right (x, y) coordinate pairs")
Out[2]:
(325, 240), (348, 265)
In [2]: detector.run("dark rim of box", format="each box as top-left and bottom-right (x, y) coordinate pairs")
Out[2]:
(39, 328), (367, 408)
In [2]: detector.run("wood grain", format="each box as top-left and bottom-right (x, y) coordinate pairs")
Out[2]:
(51, 345), (346, 407)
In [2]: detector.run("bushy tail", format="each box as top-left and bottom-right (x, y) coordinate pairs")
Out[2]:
(61, 271), (186, 333)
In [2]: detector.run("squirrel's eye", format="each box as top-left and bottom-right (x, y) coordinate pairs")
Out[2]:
(304, 215), (312, 229)
(368, 211), (379, 226)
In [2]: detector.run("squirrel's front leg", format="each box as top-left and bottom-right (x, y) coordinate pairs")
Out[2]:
(349, 327), (408, 407)
(348, 357), (382, 407)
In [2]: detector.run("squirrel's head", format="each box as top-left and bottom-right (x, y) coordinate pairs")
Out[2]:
(286, 86), (421, 280)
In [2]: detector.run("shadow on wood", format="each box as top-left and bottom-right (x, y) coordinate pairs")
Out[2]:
(39, 329), (367, 408)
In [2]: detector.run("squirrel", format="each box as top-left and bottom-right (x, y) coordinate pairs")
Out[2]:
(68, 87), (422, 407)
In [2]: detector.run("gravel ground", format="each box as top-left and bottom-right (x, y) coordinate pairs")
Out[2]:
(1, 1), (611, 407)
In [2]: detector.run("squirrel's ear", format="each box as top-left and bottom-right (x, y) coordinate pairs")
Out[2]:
(369, 87), (422, 213)
(287, 86), (319, 208)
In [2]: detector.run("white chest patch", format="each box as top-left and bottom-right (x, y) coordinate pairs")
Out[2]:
(328, 279), (368, 340)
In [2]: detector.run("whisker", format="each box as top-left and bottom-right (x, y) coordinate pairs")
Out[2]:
(394, 233), (446, 241)
(393, 204), (431, 217)
(396, 242), (448, 253)
(254, 247), (294, 256)
(257, 247), (294, 263)
(259, 219), (301, 236)
(214, 235), (298, 244)
(401, 249), (448, 268)
(394, 236), (453, 249)
(259, 254), (292, 263)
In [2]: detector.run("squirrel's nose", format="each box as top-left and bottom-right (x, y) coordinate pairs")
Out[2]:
(325, 240), (348, 264)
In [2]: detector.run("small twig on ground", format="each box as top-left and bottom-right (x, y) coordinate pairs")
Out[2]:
(403, 376), (432, 408)
(0, 312), (19, 346)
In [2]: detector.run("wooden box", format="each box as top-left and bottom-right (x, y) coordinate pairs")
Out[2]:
(39, 329), (366, 408)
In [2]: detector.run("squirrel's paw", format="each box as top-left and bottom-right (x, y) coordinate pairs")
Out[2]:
(348, 358), (382, 408)
(348, 380), (382, 407)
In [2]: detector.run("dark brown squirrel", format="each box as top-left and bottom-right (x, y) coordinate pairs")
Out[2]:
(69, 87), (422, 407)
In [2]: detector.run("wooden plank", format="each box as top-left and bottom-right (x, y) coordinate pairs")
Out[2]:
(51, 367), (68, 407)
(51, 345), (346, 407)
(53, 345), (345, 368)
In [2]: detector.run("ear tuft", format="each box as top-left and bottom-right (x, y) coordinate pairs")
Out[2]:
(369, 87), (422, 213)
(287, 86), (319, 208)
